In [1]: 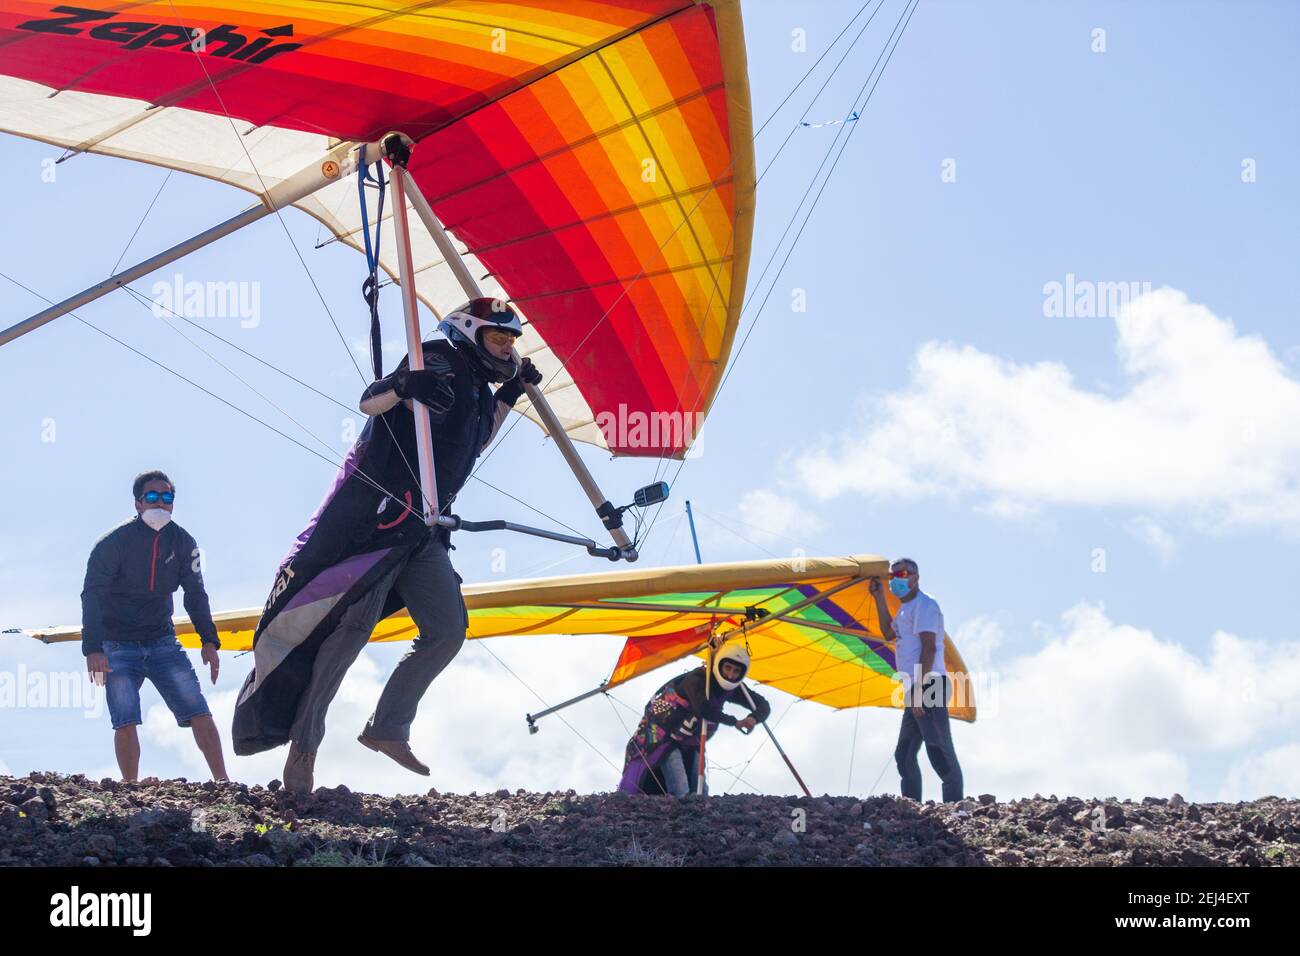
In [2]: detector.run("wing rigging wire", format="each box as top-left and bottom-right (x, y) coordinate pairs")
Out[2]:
(639, 0), (888, 493)
(604, 693), (669, 796)
(114, 284), (586, 538)
(40, 80), (431, 528)
(472, 640), (625, 778)
(111, 169), (174, 275)
(118, 283), (587, 538)
(638, 0), (922, 555)
(604, 690), (764, 795)
(73, 0), (568, 538)
(847, 627), (873, 793)
(751, 0), (883, 141)
(4, 260), (628, 776)
(159, 0), (438, 521)
(16, 1), (918, 796)
(711, 0), (923, 427)
(641, 0), (897, 518)
(85, 112), (417, 511)
(723, 577), (886, 796)
(693, 505), (808, 555)
(153, 0), (720, 541)
(471, 0), (898, 491)
(0, 270), (432, 526)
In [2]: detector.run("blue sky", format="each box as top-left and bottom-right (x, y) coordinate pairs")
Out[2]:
(2, 0), (1298, 801)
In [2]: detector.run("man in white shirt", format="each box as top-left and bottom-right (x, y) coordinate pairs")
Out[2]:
(869, 557), (964, 803)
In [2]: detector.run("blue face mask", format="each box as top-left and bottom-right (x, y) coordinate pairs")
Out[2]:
(889, 577), (912, 598)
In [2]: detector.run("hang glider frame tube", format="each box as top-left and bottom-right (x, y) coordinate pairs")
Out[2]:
(0, 139), (383, 348)
(399, 149), (638, 562)
(386, 150), (445, 528)
(740, 682), (812, 797)
(451, 515), (623, 560)
(525, 681), (609, 735)
(3, 126), (635, 557)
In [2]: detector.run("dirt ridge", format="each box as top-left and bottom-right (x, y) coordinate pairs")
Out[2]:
(2, 772), (1296, 867)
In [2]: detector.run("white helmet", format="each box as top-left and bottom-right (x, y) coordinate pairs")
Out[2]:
(437, 297), (524, 383)
(712, 643), (750, 691)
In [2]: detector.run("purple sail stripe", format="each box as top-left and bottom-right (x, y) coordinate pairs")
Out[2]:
(793, 584), (896, 668)
(279, 435), (369, 568)
(282, 547), (390, 614)
(793, 583), (864, 631)
(618, 741), (671, 793)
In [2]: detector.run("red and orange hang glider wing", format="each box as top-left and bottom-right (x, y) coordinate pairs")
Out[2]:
(0, 0), (755, 456)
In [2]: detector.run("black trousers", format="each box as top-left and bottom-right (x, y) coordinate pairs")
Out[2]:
(895, 674), (964, 803)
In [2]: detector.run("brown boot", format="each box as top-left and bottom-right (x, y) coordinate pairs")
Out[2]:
(283, 742), (316, 793)
(358, 733), (430, 776)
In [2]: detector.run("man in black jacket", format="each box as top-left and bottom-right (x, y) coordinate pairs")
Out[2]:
(233, 298), (542, 793)
(82, 471), (227, 782)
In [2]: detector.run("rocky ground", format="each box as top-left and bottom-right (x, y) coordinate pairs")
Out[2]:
(1, 773), (1296, 866)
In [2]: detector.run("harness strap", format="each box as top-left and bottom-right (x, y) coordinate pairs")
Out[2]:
(357, 148), (388, 379)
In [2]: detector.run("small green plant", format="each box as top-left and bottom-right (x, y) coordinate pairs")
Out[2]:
(297, 845), (388, 867)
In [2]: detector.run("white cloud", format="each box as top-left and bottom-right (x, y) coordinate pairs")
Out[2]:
(56, 602), (1300, 803)
(951, 615), (1003, 673)
(732, 489), (825, 549)
(142, 636), (666, 795)
(1221, 744), (1300, 800)
(955, 603), (1300, 801)
(794, 288), (1300, 530)
(1125, 516), (1177, 560)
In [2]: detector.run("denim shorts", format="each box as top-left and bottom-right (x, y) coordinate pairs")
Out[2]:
(102, 635), (210, 731)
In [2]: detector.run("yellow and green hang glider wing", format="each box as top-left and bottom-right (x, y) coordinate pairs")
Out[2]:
(28, 555), (975, 721)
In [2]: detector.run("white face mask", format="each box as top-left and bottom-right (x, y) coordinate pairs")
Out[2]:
(141, 508), (172, 531)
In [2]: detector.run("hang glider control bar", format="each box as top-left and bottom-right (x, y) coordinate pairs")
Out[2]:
(448, 480), (667, 561)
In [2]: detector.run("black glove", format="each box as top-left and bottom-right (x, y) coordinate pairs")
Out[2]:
(394, 367), (455, 415)
(494, 358), (541, 407)
(518, 357), (543, 387)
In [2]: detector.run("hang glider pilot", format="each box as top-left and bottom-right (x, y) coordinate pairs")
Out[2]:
(618, 644), (771, 796)
(231, 298), (542, 793)
(870, 557), (964, 803)
(82, 471), (228, 783)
